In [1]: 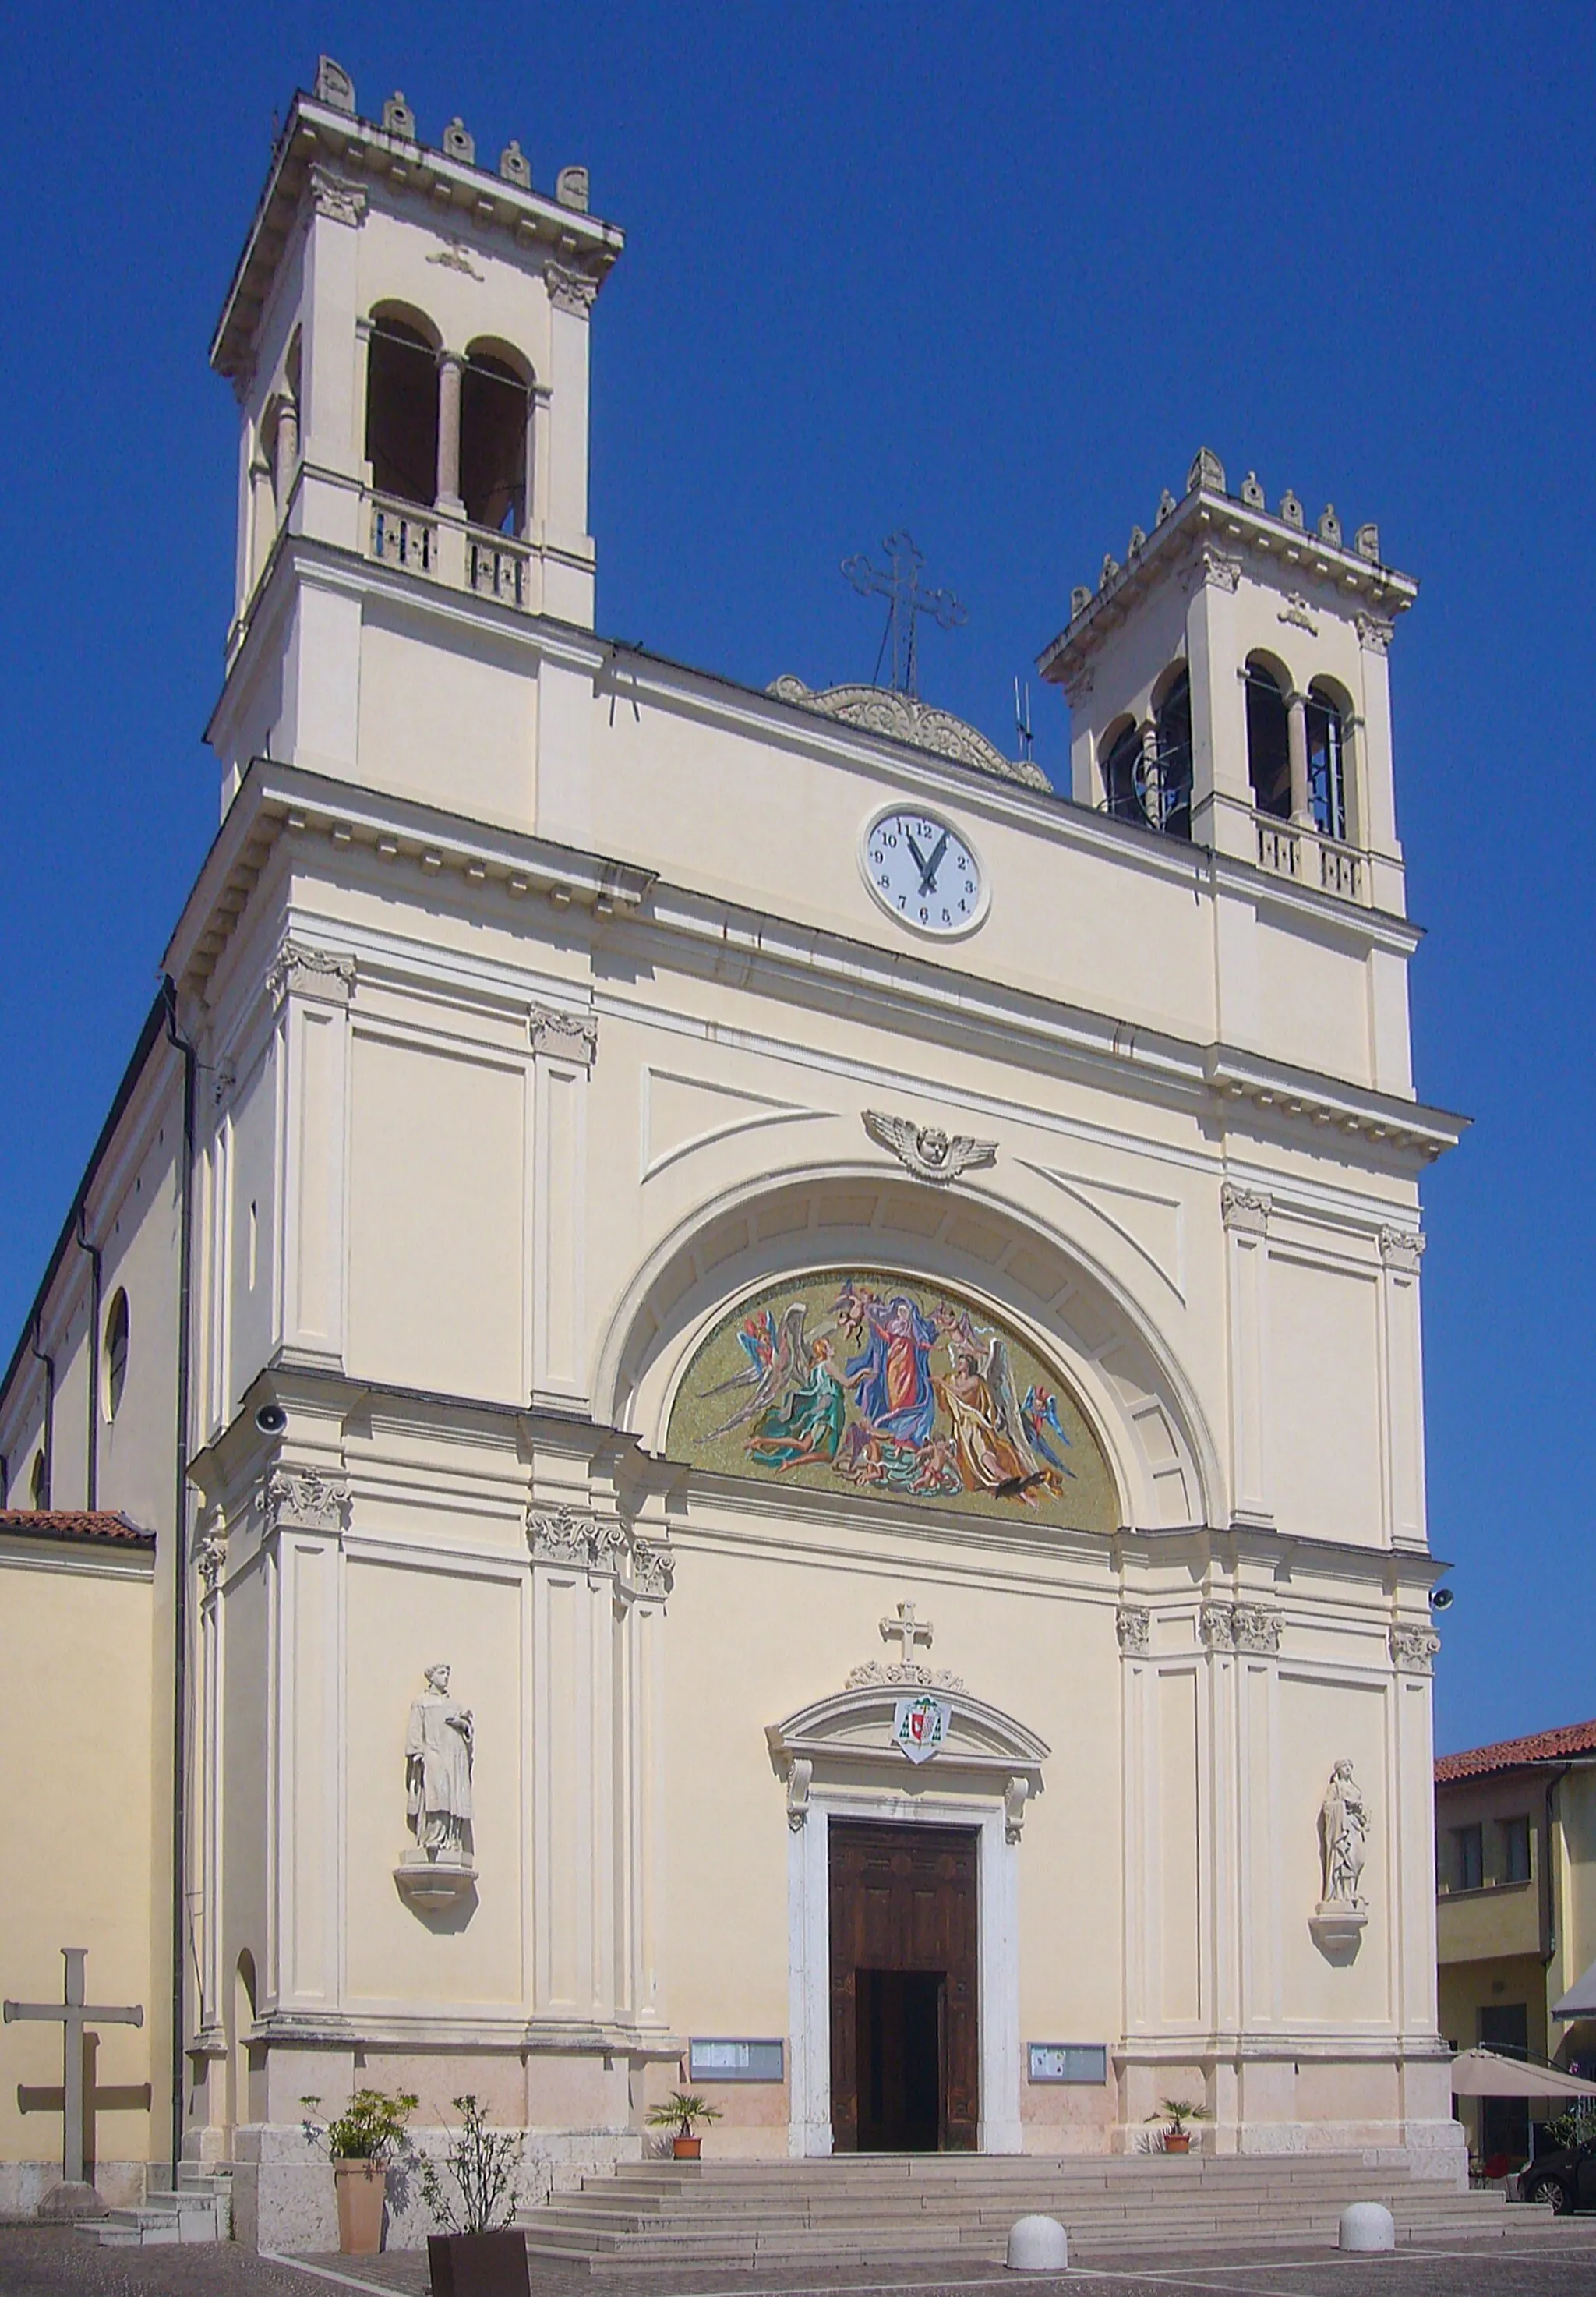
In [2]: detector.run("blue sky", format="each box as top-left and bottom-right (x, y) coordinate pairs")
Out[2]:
(1, 4), (1589, 1754)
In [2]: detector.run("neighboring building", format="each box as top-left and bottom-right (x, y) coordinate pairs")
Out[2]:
(0, 55), (1467, 2246)
(1435, 1721), (1596, 2169)
(0, 1511), (158, 2216)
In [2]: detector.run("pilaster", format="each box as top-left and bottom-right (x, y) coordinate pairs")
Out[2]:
(1222, 1184), (1271, 1526)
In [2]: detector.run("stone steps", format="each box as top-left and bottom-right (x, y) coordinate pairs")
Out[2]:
(515, 2156), (1543, 2270)
(79, 2168), (231, 2249)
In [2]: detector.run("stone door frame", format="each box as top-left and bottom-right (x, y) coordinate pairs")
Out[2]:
(787, 1785), (1021, 2156)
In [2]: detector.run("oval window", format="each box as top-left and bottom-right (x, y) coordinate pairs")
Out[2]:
(104, 1289), (130, 1422)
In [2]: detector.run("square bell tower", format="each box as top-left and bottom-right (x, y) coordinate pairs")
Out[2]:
(207, 57), (623, 822)
(1039, 449), (1418, 917)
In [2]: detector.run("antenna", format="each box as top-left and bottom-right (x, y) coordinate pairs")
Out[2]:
(842, 532), (966, 700)
(1014, 678), (1033, 763)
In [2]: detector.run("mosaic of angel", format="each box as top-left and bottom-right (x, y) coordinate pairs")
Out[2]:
(680, 1273), (1116, 1529)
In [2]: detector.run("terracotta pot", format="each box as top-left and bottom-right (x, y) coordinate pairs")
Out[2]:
(1163, 2131), (1192, 2154)
(673, 2134), (702, 2159)
(333, 2157), (387, 2253)
(426, 2228), (531, 2296)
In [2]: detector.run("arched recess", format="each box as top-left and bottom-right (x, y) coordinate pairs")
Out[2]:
(461, 337), (533, 533)
(598, 1169), (1216, 1531)
(365, 305), (441, 507)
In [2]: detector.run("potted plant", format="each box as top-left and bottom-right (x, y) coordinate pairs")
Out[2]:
(645, 2090), (723, 2160)
(1146, 2098), (1210, 2156)
(419, 2094), (529, 2297)
(302, 2087), (417, 2254)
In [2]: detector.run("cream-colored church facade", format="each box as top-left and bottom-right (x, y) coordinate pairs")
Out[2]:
(0, 60), (1465, 2246)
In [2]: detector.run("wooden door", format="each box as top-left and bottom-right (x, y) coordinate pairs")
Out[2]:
(828, 1819), (979, 2150)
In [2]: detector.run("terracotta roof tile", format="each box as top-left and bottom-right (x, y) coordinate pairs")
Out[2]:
(0, 1509), (155, 1548)
(1435, 1719), (1596, 1785)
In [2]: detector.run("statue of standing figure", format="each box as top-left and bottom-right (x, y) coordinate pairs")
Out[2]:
(405, 1663), (474, 1863)
(1319, 1759), (1368, 1909)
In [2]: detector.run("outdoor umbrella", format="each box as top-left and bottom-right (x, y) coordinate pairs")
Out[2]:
(1449, 2048), (1596, 2099)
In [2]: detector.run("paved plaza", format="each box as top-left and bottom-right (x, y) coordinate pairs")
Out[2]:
(5, 2225), (1596, 2297)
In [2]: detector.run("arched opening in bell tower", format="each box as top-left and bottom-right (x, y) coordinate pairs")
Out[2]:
(1245, 656), (1292, 818)
(460, 344), (531, 535)
(1305, 678), (1350, 843)
(365, 310), (441, 507)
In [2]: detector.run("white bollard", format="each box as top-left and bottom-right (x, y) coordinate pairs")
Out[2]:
(1339, 2201), (1396, 2253)
(1007, 2214), (1069, 2272)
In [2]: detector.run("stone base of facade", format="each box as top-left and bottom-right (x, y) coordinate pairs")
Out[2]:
(229, 2122), (644, 2252)
(0, 2161), (149, 2219)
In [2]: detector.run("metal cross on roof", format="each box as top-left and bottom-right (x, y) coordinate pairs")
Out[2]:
(842, 531), (967, 699)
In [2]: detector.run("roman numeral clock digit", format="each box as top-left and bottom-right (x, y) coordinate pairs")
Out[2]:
(860, 807), (987, 938)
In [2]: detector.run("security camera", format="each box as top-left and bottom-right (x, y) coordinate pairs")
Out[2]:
(255, 1402), (288, 1435)
(1429, 1585), (1454, 1612)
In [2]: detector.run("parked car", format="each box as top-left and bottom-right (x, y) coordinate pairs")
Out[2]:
(1515, 2139), (1596, 2213)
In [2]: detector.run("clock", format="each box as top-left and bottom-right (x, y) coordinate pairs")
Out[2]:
(860, 807), (987, 936)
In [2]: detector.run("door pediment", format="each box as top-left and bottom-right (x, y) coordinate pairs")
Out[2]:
(767, 1681), (1048, 1790)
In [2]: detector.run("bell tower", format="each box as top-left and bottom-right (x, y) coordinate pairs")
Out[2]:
(1038, 449), (1418, 917)
(207, 58), (623, 823)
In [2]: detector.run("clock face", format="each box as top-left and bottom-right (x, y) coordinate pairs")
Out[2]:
(862, 809), (987, 936)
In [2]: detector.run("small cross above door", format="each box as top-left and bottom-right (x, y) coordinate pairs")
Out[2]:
(878, 1602), (934, 1668)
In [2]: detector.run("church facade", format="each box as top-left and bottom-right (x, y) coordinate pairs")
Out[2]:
(0, 59), (1464, 2245)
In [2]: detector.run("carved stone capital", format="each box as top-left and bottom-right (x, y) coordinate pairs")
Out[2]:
(1355, 612), (1394, 655)
(307, 163), (367, 229)
(623, 1533), (675, 1602)
(529, 1005), (598, 1065)
(544, 260), (600, 316)
(786, 1757), (813, 1832)
(526, 1504), (673, 1598)
(1231, 1603), (1282, 1654)
(1182, 542), (1242, 596)
(269, 942), (356, 1009)
(1114, 1606), (1150, 1656)
(1199, 1603), (1236, 1649)
(263, 1469), (351, 1535)
(1379, 1226), (1426, 1273)
(862, 1109), (997, 1186)
(1005, 1775), (1031, 1846)
(1221, 1182), (1271, 1237)
(194, 1531), (228, 1592)
(1389, 1623), (1441, 1672)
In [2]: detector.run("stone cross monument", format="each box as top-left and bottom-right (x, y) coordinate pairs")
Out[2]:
(4, 1948), (143, 2216)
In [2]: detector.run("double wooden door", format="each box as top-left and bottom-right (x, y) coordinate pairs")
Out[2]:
(828, 1819), (979, 2151)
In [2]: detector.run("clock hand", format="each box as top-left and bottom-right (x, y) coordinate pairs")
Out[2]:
(919, 830), (950, 894)
(904, 830), (928, 876)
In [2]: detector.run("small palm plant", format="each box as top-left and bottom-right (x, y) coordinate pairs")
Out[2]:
(645, 2090), (723, 2158)
(1146, 2097), (1211, 2152)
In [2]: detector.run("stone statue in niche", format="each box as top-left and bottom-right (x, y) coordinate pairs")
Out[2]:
(405, 1663), (474, 1863)
(1319, 1759), (1368, 1910)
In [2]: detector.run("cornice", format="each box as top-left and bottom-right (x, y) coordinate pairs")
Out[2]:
(167, 759), (1464, 1168)
(1039, 485), (1418, 687)
(212, 93), (623, 389)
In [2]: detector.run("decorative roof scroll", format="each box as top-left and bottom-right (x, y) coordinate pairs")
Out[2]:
(768, 677), (1049, 790)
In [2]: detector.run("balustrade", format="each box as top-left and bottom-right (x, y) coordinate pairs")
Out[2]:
(369, 497), (436, 574)
(1255, 815), (1365, 903)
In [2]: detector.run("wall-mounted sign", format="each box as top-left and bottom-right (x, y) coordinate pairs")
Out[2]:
(1028, 2043), (1107, 2085)
(687, 2038), (785, 2083)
